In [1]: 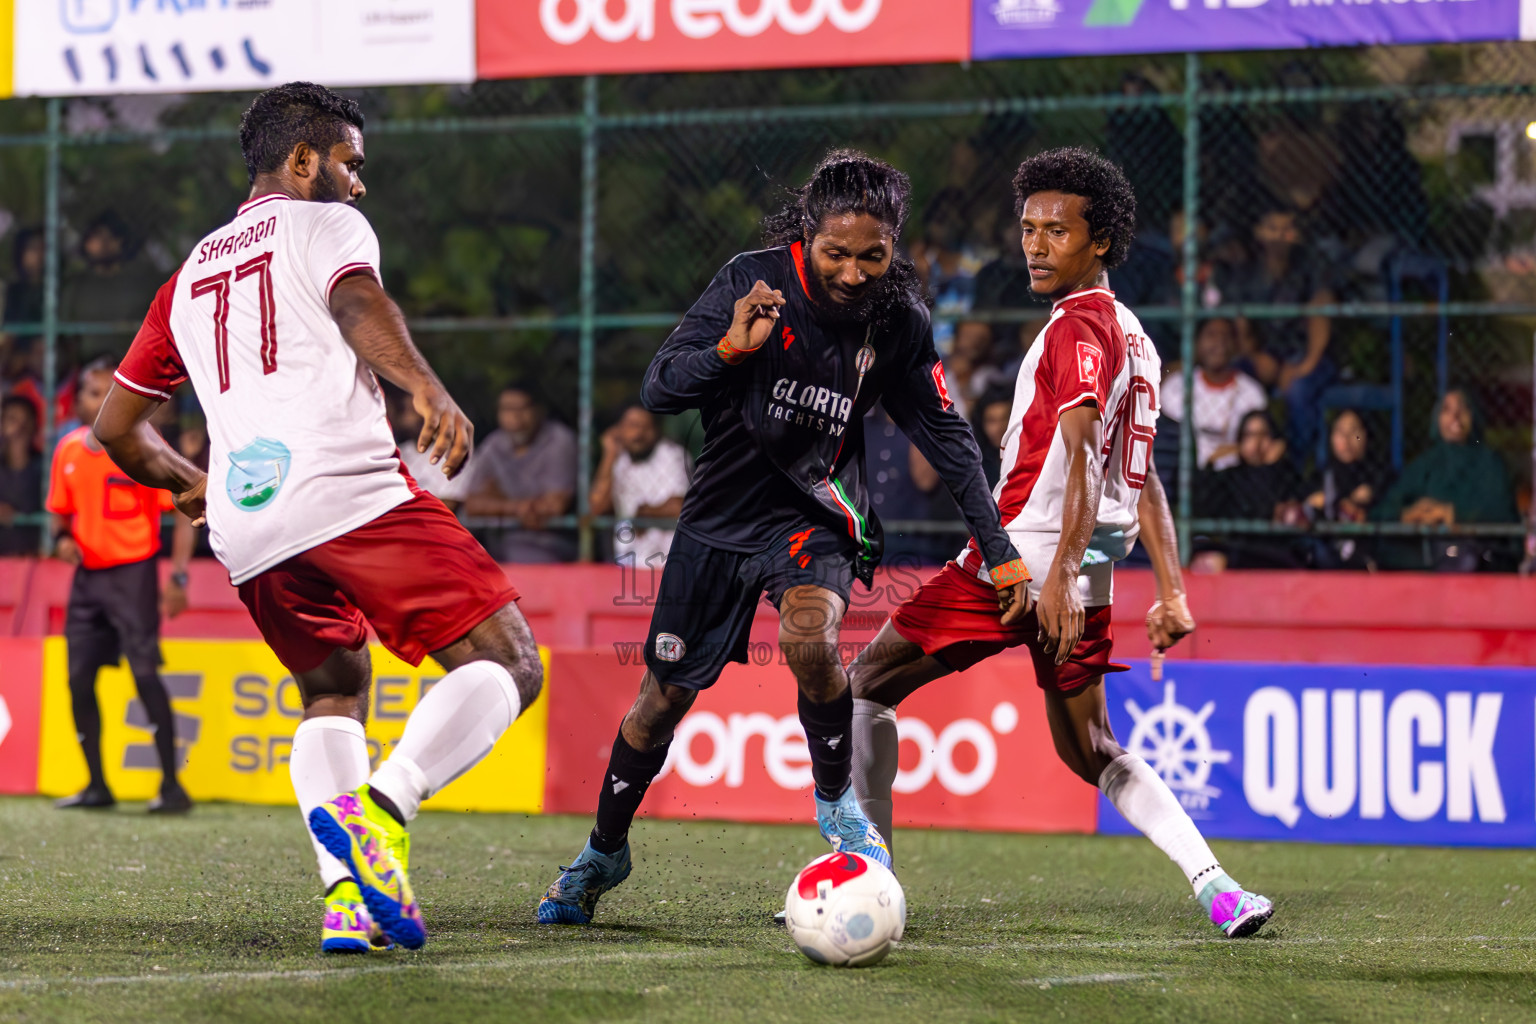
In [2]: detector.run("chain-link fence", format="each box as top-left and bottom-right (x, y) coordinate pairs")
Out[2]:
(0, 47), (1532, 569)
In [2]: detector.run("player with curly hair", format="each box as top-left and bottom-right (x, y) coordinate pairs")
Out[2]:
(846, 147), (1274, 938)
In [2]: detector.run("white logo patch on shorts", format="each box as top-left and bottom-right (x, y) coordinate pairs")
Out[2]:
(654, 633), (687, 662)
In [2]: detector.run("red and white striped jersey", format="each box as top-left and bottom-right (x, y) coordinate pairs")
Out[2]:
(958, 287), (1161, 603)
(116, 194), (413, 585)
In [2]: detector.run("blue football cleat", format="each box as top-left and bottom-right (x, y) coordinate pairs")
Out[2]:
(537, 839), (633, 924)
(815, 784), (892, 869)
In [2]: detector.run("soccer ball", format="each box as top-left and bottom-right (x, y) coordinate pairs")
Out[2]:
(784, 851), (906, 967)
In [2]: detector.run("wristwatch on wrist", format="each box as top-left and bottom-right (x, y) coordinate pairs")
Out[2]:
(170, 571), (189, 588)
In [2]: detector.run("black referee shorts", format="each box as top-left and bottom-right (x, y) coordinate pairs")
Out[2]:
(642, 522), (854, 690)
(65, 557), (163, 678)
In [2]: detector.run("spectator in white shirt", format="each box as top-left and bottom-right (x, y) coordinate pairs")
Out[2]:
(590, 405), (691, 567)
(1161, 317), (1269, 471)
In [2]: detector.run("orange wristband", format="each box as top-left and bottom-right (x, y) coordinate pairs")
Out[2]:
(989, 558), (1031, 589)
(717, 336), (750, 365)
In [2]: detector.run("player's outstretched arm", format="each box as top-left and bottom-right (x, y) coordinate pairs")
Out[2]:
(94, 387), (209, 526)
(1137, 470), (1195, 652)
(1038, 404), (1104, 665)
(887, 352), (1031, 623)
(329, 274), (473, 479)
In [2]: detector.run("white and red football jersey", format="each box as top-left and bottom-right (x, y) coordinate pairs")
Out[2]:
(957, 287), (1161, 605)
(116, 193), (413, 584)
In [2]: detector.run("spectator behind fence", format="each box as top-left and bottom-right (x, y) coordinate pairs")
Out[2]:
(60, 212), (163, 357)
(943, 320), (1007, 421)
(1160, 318), (1268, 472)
(3, 227), (46, 340)
(0, 395), (42, 555)
(1218, 204), (1336, 462)
(389, 390), (471, 510)
(463, 383), (577, 563)
(972, 386), (1013, 489)
(1373, 389), (1520, 572)
(47, 359), (194, 813)
(1195, 410), (1307, 570)
(863, 403), (948, 566)
(1304, 409), (1391, 569)
(590, 405), (691, 567)
(911, 187), (983, 353)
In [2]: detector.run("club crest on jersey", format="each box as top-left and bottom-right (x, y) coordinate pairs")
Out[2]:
(931, 361), (954, 410)
(1077, 342), (1102, 390)
(855, 344), (876, 381)
(226, 437), (291, 512)
(654, 633), (687, 662)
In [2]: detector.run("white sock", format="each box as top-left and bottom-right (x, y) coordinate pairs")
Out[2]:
(290, 716), (370, 890)
(851, 698), (898, 864)
(1098, 753), (1226, 896)
(368, 660), (521, 823)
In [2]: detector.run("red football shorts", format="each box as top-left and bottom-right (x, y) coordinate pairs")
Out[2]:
(889, 561), (1128, 694)
(237, 492), (519, 673)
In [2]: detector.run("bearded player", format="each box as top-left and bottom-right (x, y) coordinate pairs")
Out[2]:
(538, 150), (1030, 924)
(92, 83), (544, 953)
(847, 148), (1273, 938)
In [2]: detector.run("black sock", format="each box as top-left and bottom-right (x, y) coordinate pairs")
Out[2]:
(591, 731), (670, 853)
(799, 687), (854, 802)
(66, 665), (106, 789)
(130, 669), (179, 783)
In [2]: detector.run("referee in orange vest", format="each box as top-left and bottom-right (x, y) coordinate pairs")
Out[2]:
(48, 357), (196, 813)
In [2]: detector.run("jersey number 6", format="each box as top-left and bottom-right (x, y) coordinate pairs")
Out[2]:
(191, 251), (278, 393)
(1103, 374), (1156, 489)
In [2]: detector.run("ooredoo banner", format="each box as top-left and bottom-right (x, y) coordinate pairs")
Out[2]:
(477, 0), (972, 79)
(12, 0), (474, 97)
(972, 0), (1518, 61)
(1098, 661), (1536, 847)
(544, 648), (1098, 833)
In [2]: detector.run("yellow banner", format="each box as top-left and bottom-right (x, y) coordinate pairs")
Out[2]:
(0, 0), (13, 99)
(38, 639), (548, 813)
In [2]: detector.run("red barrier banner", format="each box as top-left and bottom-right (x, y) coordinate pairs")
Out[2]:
(0, 639), (41, 794)
(544, 648), (1097, 833)
(477, 0), (972, 79)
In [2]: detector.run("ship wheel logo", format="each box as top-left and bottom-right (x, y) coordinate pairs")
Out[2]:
(1124, 680), (1231, 813)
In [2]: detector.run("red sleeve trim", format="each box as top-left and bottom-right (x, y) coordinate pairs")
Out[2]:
(326, 262), (379, 299)
(114, 370), (180, 402)
(1057, 393), (1100, 415)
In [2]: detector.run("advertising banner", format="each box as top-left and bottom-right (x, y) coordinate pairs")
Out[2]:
(545, 648), (1098, 833)
(477, 0), (972, 79)
(1098, 661), (1536, 847)
(12, 0), (474, 97)
(36, 639), (548, 814)
(0, 0), (12, 98)
(0, 638), (40, 794)
(973, 0), (1518, 61)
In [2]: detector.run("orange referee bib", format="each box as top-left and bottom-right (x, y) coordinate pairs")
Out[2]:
(46, 427), (172, 569)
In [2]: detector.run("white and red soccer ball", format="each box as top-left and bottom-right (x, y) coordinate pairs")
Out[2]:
(784, 851), (906, 967)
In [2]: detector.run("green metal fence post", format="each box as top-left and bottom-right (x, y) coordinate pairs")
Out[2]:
(1177, 52), (1200, 563)
(576, 75), (599, 563)
(39, 97), (62, 556)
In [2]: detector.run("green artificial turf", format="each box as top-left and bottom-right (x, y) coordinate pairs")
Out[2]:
(1, 797), (1532, 1023)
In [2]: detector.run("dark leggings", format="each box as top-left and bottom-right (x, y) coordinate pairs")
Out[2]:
(68, 659), (178, 788)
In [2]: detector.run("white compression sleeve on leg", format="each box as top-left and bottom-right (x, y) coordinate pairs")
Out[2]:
(851, 698), (899, 861)
(291, 716), (371, 889)
(1099, 753), (1223, 895)
(368, 660), (521, 823)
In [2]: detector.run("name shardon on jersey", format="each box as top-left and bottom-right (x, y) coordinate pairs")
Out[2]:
(197, 215), (278, 265)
